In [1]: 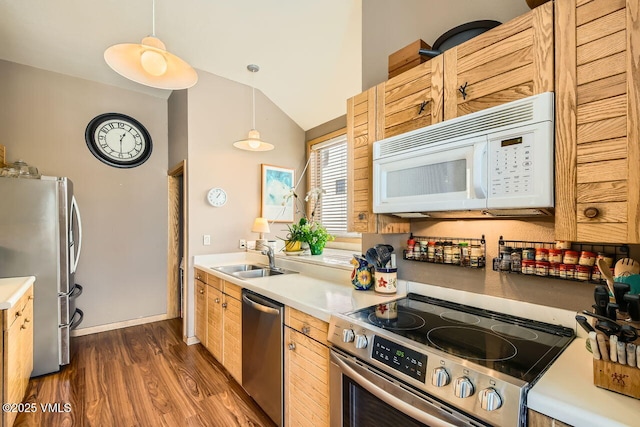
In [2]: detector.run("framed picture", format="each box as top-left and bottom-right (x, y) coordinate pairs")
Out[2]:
(261, 164), (295, 222)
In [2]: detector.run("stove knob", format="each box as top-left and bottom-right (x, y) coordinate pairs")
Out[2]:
(453, 377), (475, 399)
(354, 334), (368, 349)
(342, 329), (355, 343)
(478, 387), (502, 411)
(431, 367), (450, 387)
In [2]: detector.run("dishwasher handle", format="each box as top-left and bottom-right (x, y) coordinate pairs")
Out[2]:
(242, 293), (281, 316)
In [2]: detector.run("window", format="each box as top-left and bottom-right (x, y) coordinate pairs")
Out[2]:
(308, 133), (358, 238)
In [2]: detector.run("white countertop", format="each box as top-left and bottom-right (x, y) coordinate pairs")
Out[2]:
(194, 251), (640, 426)
(0, 276), (35, 309)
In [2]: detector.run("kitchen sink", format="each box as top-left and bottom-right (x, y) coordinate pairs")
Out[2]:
(211, 264), (266, 275)
(233, 267), (298, 279)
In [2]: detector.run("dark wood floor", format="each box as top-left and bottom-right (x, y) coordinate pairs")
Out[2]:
(15, 318), (276, 427)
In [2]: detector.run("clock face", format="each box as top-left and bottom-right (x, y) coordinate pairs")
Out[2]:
(207, 188), (227, 207)
(85, 113), (152, 168)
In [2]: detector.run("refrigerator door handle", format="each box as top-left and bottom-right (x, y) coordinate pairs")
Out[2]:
(71, 195), (82, 274)
(70, 308), (84, 330)
(69, 283), (83, 299)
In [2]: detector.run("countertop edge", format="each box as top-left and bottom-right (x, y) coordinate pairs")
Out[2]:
(0, 276), (35, 309)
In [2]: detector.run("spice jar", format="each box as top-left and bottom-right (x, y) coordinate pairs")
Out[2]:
(459, 243), (470, 267)
(563, 250), (579, 265)
(443, 242), (453, 264)
(522, 260), (536, 275)
(591, 265), (602, 282)
(470, 245), (484, 268)
(451, 244), (461, 265)
(427, 242), (436, 262)
(575, 265), (591, 281)
(522, 247), (536, 261)
(434, 242), (444, 263)
(559, 264), (575, 279)
(596, 252), (614, 268)
(511, 248), (522, 273)
(555, 241), (572, 250)
(578, 251), (597, 267)
(535, 248), (549, 262)
(549, 262), (560, 277)
(548, 249), (563, 263)
(413, 242), (422, 260)
(535, 261), (550, 276)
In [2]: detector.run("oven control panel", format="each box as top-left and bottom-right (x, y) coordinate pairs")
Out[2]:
(371, 336), (427, 383)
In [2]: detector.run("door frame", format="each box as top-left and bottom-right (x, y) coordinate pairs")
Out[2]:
(167, 160), (187, 333)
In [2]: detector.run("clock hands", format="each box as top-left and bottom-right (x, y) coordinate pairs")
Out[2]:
(119, 132), (126, 154)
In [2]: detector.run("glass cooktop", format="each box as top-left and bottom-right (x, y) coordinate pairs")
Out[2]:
(346, 293), (575, 383)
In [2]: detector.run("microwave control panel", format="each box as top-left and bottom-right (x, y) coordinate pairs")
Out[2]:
(488, 131), (534, 197)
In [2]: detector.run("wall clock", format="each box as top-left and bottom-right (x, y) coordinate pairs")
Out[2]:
(85, 113), (152, 168)
(207, 188), (228, 207)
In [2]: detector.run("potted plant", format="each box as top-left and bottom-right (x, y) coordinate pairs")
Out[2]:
(280, 188), (334, 255)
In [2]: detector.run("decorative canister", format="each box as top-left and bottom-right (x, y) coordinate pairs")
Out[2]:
(375, 302), (398, 320)
(575, 265), (591, 281)
(375, 267), (398, 294)
(579, 251), (597, 267)
(522, 260), (536, 275)
(350, 255), (374, 290)
(563, 250), (579, 265)
(548, 248), (563, 263)
(535, 261), (550, 276)
(559, 264), (575, 279)
(522, 247), (536, 261)
(535, 248), (549, 262)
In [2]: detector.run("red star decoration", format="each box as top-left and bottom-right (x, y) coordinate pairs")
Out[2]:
(378, 304), (388, 314)
(378, 276), (388, 288)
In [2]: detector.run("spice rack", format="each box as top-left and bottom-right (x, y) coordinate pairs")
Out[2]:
(493, 236), (630, 283)
(403, 235), (486, 269)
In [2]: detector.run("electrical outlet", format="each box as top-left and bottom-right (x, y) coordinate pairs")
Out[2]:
(239, 239), (247, 249)
(203, 235), (211, 245)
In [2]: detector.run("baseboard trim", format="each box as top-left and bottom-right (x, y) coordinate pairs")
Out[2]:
(71, 313), (172, 337)
(185, 336), (200, 346)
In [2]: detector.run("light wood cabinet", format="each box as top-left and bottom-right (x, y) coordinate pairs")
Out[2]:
(528, 409), (572, 427)
(197, 272), (242, 383)
(284, 307), (330, 427)
(3, 284), (34, 427)
(194, 269), (207, 346)
(346, 87), (410, 234)
(555, 0), (639, 243)
(443, 2), (554, 120)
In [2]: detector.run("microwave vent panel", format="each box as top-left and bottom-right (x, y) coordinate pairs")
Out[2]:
(378, 99), (537, 158)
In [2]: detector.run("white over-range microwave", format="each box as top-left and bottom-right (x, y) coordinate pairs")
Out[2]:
(373, 92), (554, 218)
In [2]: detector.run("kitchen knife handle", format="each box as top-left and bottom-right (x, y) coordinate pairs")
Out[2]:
(617, 341), (627, 365)
(610, 335), (618, 362)
(588, 332), (600, 360)
(596, 333), (609, 362)
(626, 343), (636, 367)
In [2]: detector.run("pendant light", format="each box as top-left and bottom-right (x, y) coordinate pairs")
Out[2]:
(233, 64), (274, 151)
(104, 0), (198, 90)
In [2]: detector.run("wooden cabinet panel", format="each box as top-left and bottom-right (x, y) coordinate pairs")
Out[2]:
(555, 0), (640, 243)
(3, 285), (34, 427)
(206, 287), (222, 361)
(285, 307), (329, 346)
(527, 409), (572, 427)
(195, 275), (207, 346)
(444, 2), (554, 120)
(222, 293), (242, 383)
(284, 326), (330, 427)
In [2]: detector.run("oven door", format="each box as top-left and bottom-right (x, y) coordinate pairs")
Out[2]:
(330, 349), (484, 427)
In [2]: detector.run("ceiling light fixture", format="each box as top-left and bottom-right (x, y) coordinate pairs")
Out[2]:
(103, 0), (198, 90)
(233, 64), (274, 151)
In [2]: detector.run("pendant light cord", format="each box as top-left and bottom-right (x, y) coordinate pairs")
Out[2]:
(252, 86), (256, 129)
(151, 0), (156, 36)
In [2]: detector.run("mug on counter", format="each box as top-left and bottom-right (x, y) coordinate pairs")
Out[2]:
(375, 267), (397, 294)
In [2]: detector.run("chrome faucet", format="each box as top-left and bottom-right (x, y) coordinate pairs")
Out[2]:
(262, 246), (278, 270)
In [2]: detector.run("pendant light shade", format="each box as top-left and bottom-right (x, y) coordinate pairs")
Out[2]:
(233, 64), (274, 152)
(104, 0), (197, 90)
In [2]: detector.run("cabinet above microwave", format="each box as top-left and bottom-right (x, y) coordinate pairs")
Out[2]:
(373, 92), (554, 218)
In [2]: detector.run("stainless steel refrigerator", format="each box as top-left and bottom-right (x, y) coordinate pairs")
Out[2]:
(0, 176), (84, 376)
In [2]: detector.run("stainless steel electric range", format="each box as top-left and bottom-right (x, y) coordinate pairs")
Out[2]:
(328, 293), (575, 427)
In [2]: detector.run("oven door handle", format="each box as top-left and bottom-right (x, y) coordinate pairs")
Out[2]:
(332, 353), (460, 427)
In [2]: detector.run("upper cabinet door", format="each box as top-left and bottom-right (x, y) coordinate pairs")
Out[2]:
(377, 56), (445, 139)
(555, 0), (640, 243)
(443, 2), (554, 121)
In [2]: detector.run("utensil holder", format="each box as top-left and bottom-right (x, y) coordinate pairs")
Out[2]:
(374, 268), (397, 294)
(593, 359), (640, 399)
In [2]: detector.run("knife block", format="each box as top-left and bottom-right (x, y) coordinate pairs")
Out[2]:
(593, 359), (640, 399)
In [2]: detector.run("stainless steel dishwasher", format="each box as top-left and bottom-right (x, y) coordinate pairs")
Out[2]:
(242, 289), (284, 427)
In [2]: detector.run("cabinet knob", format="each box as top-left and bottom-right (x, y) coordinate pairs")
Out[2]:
(288, 343), (296, 351)
(215, 298), (220, 304)
(199, 289), (204, 294)
(301, 326), (311, 335)
(28, 295), (34, 300)
(584, 207), (599, 218)
(358, 213), (366, 220)
(222, 302), (228, 309)
(15, 311), (22, 318)
(459, 82), (469, 100)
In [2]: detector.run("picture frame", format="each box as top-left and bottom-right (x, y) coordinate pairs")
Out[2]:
(261, 164), (295, 223)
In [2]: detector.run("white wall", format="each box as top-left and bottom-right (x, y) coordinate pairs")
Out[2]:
(0, 60), (169, 329)
(176, 70), (306, 338)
